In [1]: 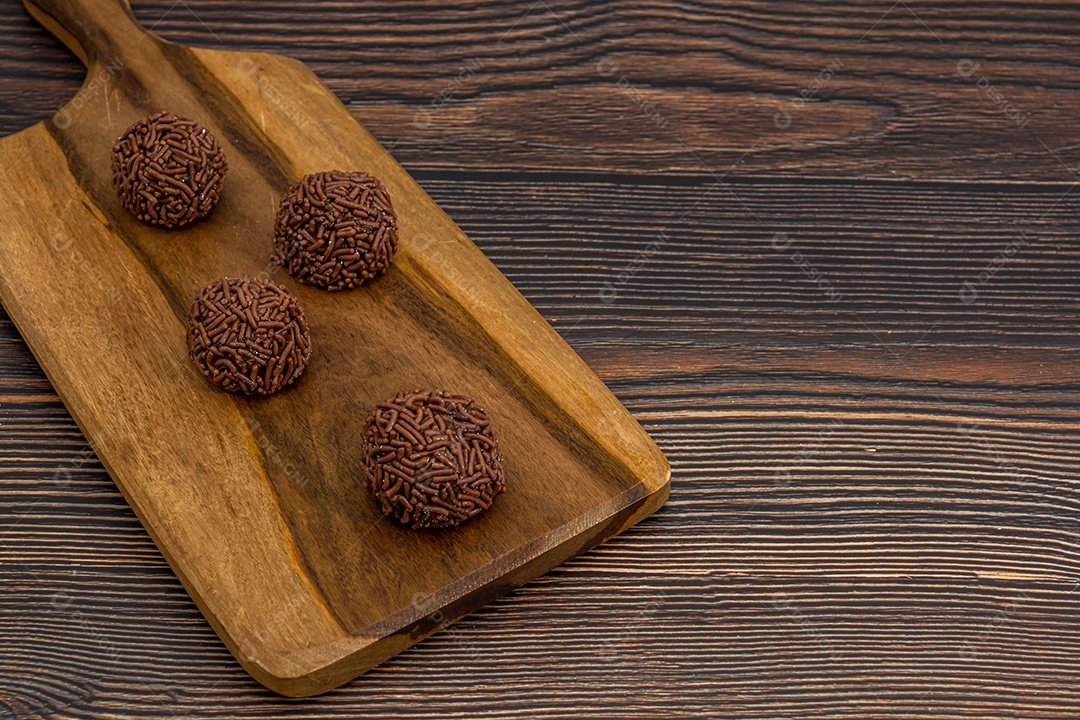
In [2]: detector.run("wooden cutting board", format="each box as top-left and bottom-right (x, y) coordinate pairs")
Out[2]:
(0, 0), (670, 698)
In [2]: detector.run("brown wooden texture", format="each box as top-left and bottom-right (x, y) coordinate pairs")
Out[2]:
(1, 0), (1079, 717)
(0, 0), (670, 699)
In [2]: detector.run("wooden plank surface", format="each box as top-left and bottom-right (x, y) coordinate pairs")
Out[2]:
(1, 0), (1079, 717)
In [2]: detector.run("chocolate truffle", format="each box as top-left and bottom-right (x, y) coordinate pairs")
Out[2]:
(273, 170), (399, 290)
(111, 111), (228, 228)
(187, 277), (311, 395)
(363, 390), (505, 529)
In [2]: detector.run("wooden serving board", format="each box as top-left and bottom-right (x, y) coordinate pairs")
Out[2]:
(0, 0), (669, 698)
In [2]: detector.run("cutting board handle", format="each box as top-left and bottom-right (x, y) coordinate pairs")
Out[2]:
(23, 0), (148, 66)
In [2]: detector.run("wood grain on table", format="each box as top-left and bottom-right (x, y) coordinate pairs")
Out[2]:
(1, 0), (1078, 718)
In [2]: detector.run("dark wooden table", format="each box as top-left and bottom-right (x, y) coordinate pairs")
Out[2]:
(2, 1), (1078, 717)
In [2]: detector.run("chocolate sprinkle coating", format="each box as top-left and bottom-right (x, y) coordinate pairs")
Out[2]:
(363, 390), (506, 529)
(187, 277), (311, 396)
(273, 171), (399, 291)
(111, 111), (228, 228)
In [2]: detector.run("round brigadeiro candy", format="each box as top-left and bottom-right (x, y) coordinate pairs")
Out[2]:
(273, 170), (399, 291)
(111, 111), (228, 228)
(187, 277), (311, 395)
(362, 390), (505, 529)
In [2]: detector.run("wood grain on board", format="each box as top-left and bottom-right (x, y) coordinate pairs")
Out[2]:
(0, 0), (669, 698)
(1, 0), (1078, 718)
